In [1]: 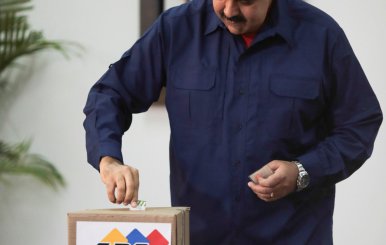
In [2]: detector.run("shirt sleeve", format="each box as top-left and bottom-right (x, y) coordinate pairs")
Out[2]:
(83, 19), (166, 171)
(297, 30), (383, 187)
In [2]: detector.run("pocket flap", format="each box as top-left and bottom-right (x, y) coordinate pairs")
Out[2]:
(172, 67), (216, 91)
(270, 75), (319, 99)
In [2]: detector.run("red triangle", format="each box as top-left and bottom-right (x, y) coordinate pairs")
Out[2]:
(147, 229), (169, 245)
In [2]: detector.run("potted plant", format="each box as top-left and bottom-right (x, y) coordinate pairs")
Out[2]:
(0, 0), (76, 189)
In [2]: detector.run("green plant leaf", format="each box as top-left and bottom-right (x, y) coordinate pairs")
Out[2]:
(0, 0), (83, 190)
(0, 0), (83, 79)
(0, 140), (66, 190)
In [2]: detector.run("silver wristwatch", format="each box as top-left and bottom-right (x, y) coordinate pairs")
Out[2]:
(292, 161), (310, 191)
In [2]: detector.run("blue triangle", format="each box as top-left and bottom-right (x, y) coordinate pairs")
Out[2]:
(126, 228), (149, 244)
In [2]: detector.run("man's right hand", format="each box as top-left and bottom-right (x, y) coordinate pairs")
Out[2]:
(99, 156), (139, 206)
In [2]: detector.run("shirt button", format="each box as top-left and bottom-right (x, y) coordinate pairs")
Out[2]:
(237, 123), (242, 131)
(239, 89), (245, 95)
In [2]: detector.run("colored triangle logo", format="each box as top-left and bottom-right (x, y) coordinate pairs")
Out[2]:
(147, 229), (169, 245)
(127, 228), (149, 244)
(100, 228), (128, 243)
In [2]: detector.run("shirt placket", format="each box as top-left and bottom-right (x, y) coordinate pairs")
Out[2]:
(227, 38), (250, 233)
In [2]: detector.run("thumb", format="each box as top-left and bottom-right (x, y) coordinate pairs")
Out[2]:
(266, 160), (283, 172)
(131, 170), (140, 206)
(131, 187), (139, 206)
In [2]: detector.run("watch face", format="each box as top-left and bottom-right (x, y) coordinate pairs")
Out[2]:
(299, 172), (310, 188)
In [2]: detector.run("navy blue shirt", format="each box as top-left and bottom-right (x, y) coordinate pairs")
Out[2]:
(84, 0), (382, 243)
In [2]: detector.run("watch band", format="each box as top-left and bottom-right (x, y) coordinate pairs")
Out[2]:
(292, 161), (309, 191)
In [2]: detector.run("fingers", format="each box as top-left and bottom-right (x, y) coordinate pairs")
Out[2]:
(106, 180), (117, 203)
(123, 168), (139, 206)
(248, 160), (298, 202)
(114, 165), (139, 205)
(115, 175), (127, 204)
(248, 181), (276, 202)
(99, 156), (140, 206)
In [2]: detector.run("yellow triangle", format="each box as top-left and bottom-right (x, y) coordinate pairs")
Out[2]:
(101, 228), (128, 243)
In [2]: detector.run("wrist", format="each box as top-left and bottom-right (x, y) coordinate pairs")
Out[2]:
(292, 161), (310, 191)
(100, 156), (121, 169)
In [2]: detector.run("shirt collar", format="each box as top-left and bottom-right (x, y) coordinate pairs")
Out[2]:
(204, 3), (224, 35)
(269, 0), (295, 47)
(204, 0), (295, 47)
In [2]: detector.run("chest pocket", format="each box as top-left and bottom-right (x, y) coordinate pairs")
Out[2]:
(270, 75), (319, 99)
(263, 75), (322, 138)
(166, 66), (223, 128)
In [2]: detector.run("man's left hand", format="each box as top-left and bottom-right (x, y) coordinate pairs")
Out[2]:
(247, 160), (298, 202)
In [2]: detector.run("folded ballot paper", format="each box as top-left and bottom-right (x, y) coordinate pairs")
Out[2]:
(249, 165), (274, 184)
(128, 200), (147, 211)
(68, 205), (190, 245)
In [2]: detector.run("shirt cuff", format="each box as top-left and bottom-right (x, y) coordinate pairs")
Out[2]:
(297, 151), (326, 187)
(87, 141), (123, 171)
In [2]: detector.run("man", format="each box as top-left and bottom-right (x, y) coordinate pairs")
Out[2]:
(83, 0), (382, 243)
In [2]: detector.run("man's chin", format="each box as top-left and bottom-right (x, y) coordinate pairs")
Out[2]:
(224, 21), (245, 35)
(226, 27), (245, 35)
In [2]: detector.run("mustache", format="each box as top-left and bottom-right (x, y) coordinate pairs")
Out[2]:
(220, 11), (246, 23)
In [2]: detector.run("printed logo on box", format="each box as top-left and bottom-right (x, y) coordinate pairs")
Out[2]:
(97, 228), (168, 245)
(76, 221), (171, 245)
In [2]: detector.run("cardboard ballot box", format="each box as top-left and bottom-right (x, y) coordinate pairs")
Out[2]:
(68, 207), (190, 245)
